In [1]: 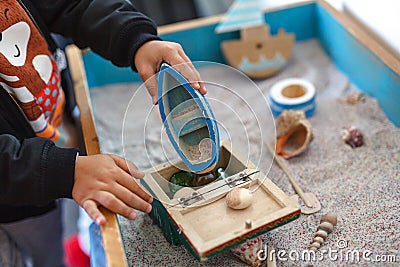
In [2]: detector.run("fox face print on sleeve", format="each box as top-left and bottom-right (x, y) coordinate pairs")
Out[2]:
(0, 0), (64, 141)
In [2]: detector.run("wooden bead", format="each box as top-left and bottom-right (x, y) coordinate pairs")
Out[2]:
(226, 188), (253, 210)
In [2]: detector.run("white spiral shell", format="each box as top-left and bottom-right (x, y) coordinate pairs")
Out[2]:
(310, 212), (338, 251)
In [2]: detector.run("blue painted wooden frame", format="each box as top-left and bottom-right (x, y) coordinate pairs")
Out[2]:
(81, 2), (317, 88)
(316, 4), (400, 126)
(89, 223), (106, 267)
(158, 63), (220, 173)
(82, 1), (399, 127)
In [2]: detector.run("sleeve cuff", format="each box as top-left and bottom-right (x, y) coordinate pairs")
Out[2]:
(129, 32), (162, 72)
(39, 142), (79, 204)
(112, 21), (161, 71)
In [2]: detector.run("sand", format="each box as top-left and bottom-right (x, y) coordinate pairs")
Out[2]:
(89, 39), (400, 266)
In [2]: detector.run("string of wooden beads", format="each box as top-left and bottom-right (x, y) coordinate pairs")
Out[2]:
(310, 212), (338, 251)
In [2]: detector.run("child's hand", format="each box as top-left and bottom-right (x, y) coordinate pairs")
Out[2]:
(134, 40), (207, 104)
(72, 154), (153, 225)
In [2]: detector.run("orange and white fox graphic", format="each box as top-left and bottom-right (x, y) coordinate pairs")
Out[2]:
(0, 0), (64, 141)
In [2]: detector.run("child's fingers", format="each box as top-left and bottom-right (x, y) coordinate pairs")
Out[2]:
(143, 74), (159, 104)
(159, 43), (201, 89)
(109, 154), (144, 178)
(137, 63), (159, 104)
(177, 49), (199, 79)
(114, 167), (153, 203)
(108, 154), (152, 203)
(135, 40), (206, 101)
(94, 191), (139, 221)
(110, 182), (152, 213)
(177, 50), (205, 91)
(82, 199), (106, 225)
(166, 53), (201, 90)
(80, 183), (152, 224)
(176, 47), (207, 94)
(198, 81), (207, 94)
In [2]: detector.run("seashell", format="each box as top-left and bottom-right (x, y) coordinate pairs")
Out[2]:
(276, 110), (306, 138)
(275, 110), (313, 159)
(310, 242), (321, 249)
(342, 91), (365, 105)
(321, 212), (338, 226)
(310, 212), (338, 251)
(313, 236), (324, 244)
(315, 230), (328, 239)
(341, 126), (364, 148)
(318, 221), (334, 233)
(226, 187), (253, 210)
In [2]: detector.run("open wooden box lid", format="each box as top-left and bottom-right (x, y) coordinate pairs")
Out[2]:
(143, 141), (300, 260)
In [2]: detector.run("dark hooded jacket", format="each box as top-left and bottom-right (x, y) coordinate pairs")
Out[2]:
(0, 0), (160, 222)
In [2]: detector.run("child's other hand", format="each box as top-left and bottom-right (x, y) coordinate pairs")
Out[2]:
(72, 154), (153, 225)
(134, 40), (207, 104)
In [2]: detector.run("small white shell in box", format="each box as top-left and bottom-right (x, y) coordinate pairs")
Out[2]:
(226, 187), (253, 210)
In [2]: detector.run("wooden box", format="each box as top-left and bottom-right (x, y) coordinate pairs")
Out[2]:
(143, 141), (300, 261)
(67, 0), (400, 266)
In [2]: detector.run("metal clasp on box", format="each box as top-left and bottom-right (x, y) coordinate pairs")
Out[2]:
(224, 171), (253, 187)
(178, 191), (205, 207)
(176, 170), (257, 208)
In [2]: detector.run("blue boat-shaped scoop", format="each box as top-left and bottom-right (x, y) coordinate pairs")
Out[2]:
(158, 63), (220, 173)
